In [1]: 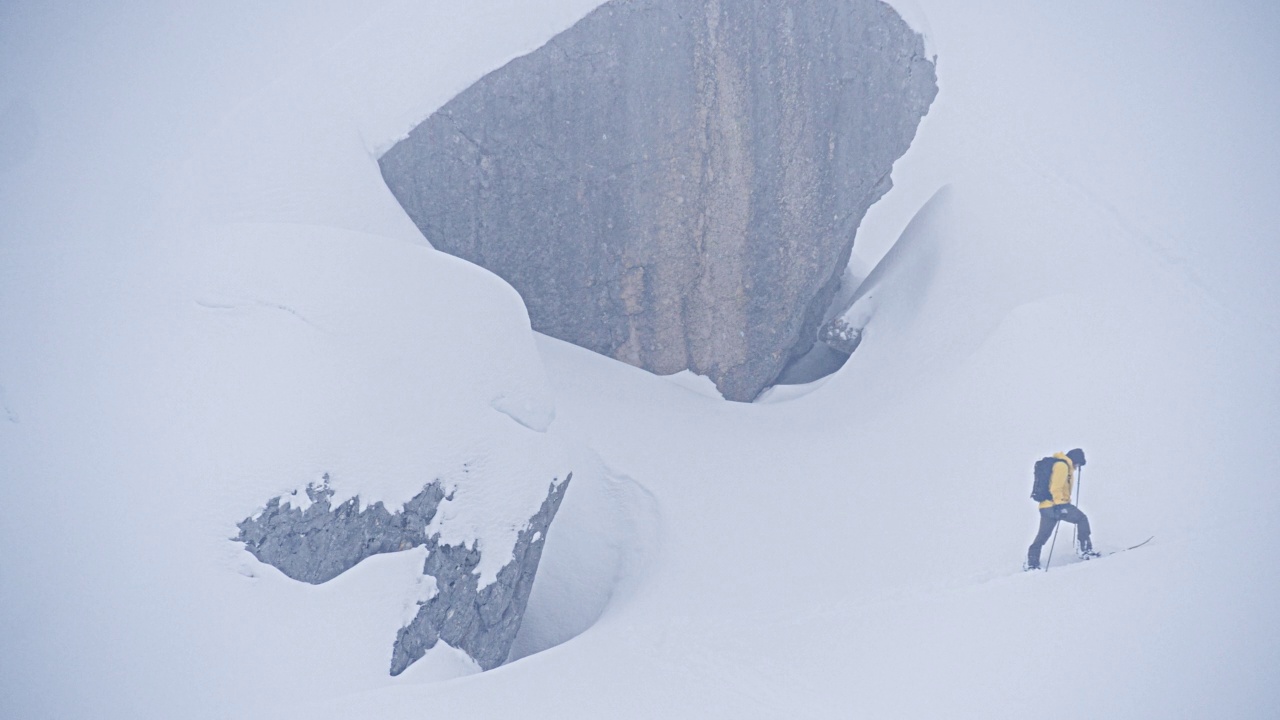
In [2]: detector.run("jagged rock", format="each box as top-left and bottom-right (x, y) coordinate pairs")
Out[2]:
(379, 0), (937, 401)
(236, 472), (571, 673)
(237, 476), (444, 584)
(390, 478), (567, 673)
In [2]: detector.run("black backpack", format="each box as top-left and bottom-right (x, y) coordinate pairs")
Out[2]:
(1030, 456), (1064, 502)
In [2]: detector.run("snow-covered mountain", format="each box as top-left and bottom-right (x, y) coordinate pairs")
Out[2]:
(2, 1), (1277, 719)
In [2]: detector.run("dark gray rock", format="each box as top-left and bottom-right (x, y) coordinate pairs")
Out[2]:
(390, 477), (568, 673)
(379, 0), (936, 401)
(237, 475), (444, 584)
(236, 472), (571, 674)
(818, 315), (863, 356)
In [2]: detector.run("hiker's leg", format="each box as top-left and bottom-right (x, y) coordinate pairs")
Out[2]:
(1058, 504), (1093, 550)
(1027, 508), (1057, 566)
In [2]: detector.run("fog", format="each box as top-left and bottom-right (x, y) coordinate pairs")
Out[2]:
(1, 2), (1277, 718)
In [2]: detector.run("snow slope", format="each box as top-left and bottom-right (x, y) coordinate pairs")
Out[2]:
(0, 1), (604, 716)
(2, 1), (1278, 719)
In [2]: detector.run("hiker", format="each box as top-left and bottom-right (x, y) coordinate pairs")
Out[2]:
(1025, 448), (1098, 570)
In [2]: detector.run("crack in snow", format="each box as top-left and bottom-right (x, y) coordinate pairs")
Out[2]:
(195, 297), (324, 331)
(0, 385), (17, 423)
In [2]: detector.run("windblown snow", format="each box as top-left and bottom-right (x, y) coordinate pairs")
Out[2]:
(1, 1), (1277, 719)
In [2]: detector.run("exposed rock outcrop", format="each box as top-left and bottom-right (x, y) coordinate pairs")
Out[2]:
(389, 478), (568, 673)
(236, 472), (570, 673)
(379, 0), (937, 401)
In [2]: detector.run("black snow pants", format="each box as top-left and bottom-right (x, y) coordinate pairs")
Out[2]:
(1027, 503), (1092, 568)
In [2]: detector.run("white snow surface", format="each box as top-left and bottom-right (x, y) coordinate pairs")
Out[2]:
(2, 1), (1279, 719)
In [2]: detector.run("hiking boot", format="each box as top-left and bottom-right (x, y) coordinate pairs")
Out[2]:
(1022, 560), (1041, 572)
(1077, 541), (1100, 560)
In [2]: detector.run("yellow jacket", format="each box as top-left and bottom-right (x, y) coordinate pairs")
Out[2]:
(1037, 452), (1076, 509)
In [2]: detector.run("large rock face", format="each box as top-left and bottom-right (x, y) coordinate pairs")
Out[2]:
(237, 473), (570, 674)
(379, 0), (937, 401)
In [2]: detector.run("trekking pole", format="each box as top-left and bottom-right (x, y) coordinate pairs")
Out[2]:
(1045, 520), (1062, 571)
(1073, 466), (1084, 549)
